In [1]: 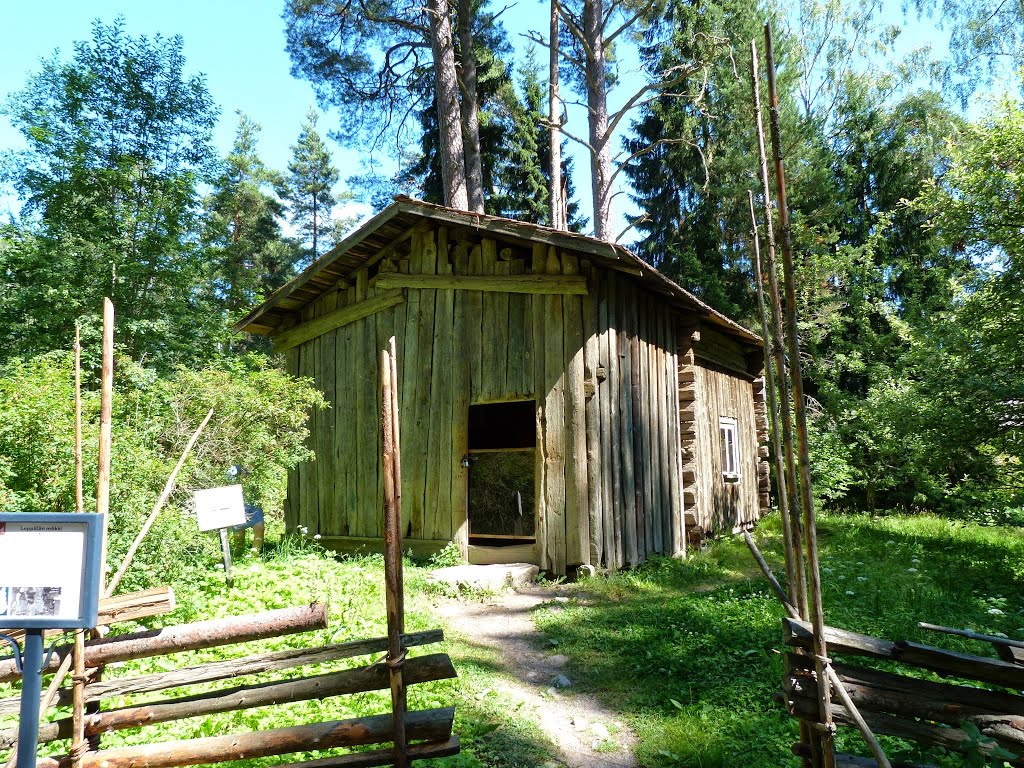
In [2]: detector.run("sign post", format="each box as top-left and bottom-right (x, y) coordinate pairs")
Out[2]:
(0, 513), (104, 768)
(194, 485), (246, 586)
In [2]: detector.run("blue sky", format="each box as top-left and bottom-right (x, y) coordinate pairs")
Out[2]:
(0, 0), (980, 239)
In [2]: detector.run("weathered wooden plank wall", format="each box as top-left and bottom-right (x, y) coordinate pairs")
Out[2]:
(285, 226), (685, 573)
(690, 362), (761, 533)
(583, 271), (682, 570)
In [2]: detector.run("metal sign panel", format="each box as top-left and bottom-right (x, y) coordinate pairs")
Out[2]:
(194, 484), (246, 532)
(0, 513), (104, 630)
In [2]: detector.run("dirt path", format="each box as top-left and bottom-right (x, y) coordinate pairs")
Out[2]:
(435, 586), (640, 768)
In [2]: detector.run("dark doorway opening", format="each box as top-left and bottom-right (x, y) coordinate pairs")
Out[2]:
(467, 401), (536, 546)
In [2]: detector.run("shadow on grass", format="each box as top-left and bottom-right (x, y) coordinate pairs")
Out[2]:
(522, 512), (1024, 768)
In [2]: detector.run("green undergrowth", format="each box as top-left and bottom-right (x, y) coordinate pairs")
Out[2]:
(0, 537), (550, 768)
(2, 512), (1022, 768)
(533, 512), (1024, 767)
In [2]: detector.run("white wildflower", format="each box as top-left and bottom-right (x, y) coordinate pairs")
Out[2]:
(845, 590), (856, 597)
(857, 576), (868, 582)
(907, 567), (918, 573)
(314, 534), (322, 540)
(988, 608), (1005, 616)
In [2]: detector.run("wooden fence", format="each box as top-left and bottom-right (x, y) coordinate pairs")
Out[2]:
(0, 603), (459, 767)
(780, 618), (1024, 766)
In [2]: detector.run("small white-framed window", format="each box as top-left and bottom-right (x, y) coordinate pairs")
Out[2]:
(719, 416), (740, 482)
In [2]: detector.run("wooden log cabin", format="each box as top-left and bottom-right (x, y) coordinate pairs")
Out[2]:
(236, 198), (770, 574)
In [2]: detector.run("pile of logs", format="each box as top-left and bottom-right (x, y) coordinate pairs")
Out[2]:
(780, 618), (1024, 766)
(0, 602), (459, 767)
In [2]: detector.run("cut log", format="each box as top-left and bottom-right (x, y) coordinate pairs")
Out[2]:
(35, 707), (456, 768)
(0, 630), (444, 717)
(0, 603), (328, 684)
(784, 618), (1024, 689)
(4, 654), (456, 748)
(274, 737), (461, 768)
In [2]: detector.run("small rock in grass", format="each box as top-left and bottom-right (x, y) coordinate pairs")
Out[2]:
(591, 722), (611, 739)
(548, 654), (569, 667)
(571, 716), (589, 730)
(554, 596), (570, 603)
(545, 686), (558, 697)
(553, 674), (572, 688)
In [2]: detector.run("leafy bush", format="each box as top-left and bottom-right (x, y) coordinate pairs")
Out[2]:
(0, 350), (325, 591)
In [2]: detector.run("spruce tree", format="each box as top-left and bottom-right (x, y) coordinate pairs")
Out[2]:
(286, 109), (341, 259)
(203, 113), (301, 317)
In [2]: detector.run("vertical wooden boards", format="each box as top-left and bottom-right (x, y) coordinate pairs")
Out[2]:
(639, 303), (656, 558)
(333, 288), (353, 536)
(317, 289), (339, 537)
(299, 300), (318, 538)
(358, 269), (382, 538)
(605, 276), (624, 571)
(425, 228), (454, 541)
(412, 231), (438, 539)
(582, 261), (603, 568)
(670, 316), (682, 554)
(654, 308), (670, 555)
(480, 239), (498, 401)
(666, 319), (684, 557)
(543, 246), (567, 574)
(341, 285), (360, 535)
(451, 271), (471, 557)
(467, 245), (483, 402)
(401, 232), (425, 539)
(562, 252), (589, 569)
(507, 259), (528, 398)
(493, 259), (511, 400)
(285, 348), (301, 533)
(617, 280), (638, 567)
(531, 243), (549, 569)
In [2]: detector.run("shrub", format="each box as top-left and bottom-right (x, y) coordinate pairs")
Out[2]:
(0, 351), (325, 591)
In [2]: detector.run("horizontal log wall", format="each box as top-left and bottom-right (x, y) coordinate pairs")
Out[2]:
(286, 226), (684, 573)
(680, 323), (764, 535)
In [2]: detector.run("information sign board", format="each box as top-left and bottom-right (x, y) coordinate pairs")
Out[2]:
(0, 513), (104, 630)
(194, 485), (246, 532)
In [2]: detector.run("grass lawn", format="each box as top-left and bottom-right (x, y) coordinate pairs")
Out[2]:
(536, 512), (1024, 767)
(1, 512), (1022, 768)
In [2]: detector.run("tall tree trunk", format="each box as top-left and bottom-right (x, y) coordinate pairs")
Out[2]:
(549, 0), (563, 229)
(427, 0), (470, 210)
(583, 0), (612, 240)
(457, 0), (485, 213)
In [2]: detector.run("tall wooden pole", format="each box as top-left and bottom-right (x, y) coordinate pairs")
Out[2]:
(749, 42), (808, 618)
(764, 24), (836, 768)
(96, 298), (114, 584)
(71, 326), (87, 768)
(381, 343), (408, 768)
(388, 337), (405, 635)
(74, 325), (84, 514)
(746, 190), (799, 606)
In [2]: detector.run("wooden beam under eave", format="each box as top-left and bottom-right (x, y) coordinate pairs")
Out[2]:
(273, 290), (405, 353)
(375, 273), (588, 295)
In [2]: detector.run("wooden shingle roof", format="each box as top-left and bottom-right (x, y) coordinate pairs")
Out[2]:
(235, 196), (762, 346)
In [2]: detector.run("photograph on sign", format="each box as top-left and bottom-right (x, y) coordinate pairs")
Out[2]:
(194, 484), (247, 532)
(0, 520), (88, 622)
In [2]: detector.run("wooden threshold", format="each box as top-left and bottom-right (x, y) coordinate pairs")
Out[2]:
(468, 542), (538, 566)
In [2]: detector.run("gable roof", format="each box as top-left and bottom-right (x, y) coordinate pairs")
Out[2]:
(235, 196), (761, 346)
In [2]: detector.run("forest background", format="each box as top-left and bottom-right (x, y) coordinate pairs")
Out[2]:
(0, 0), (1022, 582)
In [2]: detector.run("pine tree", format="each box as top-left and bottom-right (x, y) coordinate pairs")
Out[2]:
(203, 113), (301, 317)
(286, 109), (341, 259)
